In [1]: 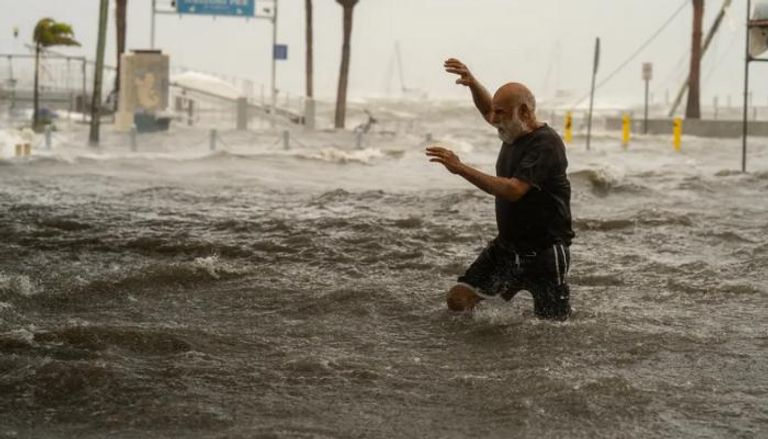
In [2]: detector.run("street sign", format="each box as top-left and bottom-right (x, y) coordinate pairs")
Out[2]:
(176, 0), (256, 17)
(642, 63), (653, 81)
(274, 44), (288, 60)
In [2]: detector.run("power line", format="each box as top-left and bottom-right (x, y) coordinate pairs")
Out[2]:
(571, 0), (689, 107)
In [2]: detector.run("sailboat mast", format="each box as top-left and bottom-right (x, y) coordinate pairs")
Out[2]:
(395, 41), (407, 93)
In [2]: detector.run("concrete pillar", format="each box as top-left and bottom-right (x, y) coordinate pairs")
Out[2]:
(130, 125), (137, 151)
(236, 97), (248, 130)
(210, 129), (217, 151)
(283, 130), (290, 150)
(44, 125), (52, 150)
(304, 98), (316, 130)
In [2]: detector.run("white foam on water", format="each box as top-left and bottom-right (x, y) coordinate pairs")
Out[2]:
(1, 327), (36, 345)
(192, 255), (225, 279)
(296, 147), (384, 164)
(471, 298), (522, 325)
(0, 273), (39, 297)
(430, 134), (475, 153)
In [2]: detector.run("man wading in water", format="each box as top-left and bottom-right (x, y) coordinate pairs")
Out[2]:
(426, 58), (575, 321)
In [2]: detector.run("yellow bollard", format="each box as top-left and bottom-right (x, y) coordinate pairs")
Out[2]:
(564, 112), (573, 144)
(672, 118), (682, 152)
(23, 143), (31, 156)
(15, 144), (22, 157)
(621, 113), (631, 149)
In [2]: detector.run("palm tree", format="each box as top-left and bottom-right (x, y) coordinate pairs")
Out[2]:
(334, 0), (359, 129)
(305, 0), (314, 98)
(33, 18), (79, 130)
(685, 0), (704, 119)
(114, 0), (128, 109)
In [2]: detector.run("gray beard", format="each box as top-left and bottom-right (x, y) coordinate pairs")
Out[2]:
(496, 120), (524, 144)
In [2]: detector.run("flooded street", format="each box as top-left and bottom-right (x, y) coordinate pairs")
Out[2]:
(1, 102), (767, 438)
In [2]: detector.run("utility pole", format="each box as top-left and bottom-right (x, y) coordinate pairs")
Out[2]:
(305, 0), (314, 98)
(685, 0), (705, 119)
(668, 0), (732, 117)
(89, 0), (109, 146)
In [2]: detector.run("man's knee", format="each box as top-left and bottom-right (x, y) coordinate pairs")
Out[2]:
(446, 284), (481, 312)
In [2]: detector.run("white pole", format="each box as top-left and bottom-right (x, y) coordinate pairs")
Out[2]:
(150, 0), (156, 49)
(271, 0), (278, 111)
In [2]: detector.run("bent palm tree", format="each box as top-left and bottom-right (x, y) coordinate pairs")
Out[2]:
(334, 0), (359, 129)
(33, 18), (79, 130)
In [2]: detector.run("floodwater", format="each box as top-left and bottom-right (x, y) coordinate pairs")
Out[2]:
(1, 102), (767, 438)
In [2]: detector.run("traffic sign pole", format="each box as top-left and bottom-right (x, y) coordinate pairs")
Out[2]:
(271, 0), (279, 113)
(642, 63), (653, 135)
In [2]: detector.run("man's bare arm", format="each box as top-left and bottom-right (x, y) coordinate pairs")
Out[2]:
(426, 146), (531, 202)
(444, 58), (493, 124)
(456, 163), (531, 202)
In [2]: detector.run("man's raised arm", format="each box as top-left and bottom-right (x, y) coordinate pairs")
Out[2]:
(444, 58), (493, 125)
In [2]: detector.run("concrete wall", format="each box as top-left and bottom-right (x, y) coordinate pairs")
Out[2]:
(606, 117), (768, 138)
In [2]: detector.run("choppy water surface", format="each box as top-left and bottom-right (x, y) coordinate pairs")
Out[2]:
(1, 103), (768, 438)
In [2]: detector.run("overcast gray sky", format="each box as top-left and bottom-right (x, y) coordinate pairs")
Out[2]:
(0, 0), (765, 106)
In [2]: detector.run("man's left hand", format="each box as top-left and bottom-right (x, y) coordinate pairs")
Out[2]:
(426, 146), (464, 174)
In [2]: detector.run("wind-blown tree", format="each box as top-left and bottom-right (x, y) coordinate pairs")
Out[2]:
(685, 0), (704, 119)
(334, 0), (359, 129)
(33, 18), (79, 129)
(114, 0), (128, 109)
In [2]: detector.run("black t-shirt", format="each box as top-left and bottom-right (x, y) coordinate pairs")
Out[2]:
(495, 123), (574, 251)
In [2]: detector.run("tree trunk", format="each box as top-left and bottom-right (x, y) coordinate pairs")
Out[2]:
(90, 0), (109, 146)
(305, 0), (314, 98)
(685, 0), (704, 119)
(335, 2), (357, 129)
(33, 44), (40, 129)
(114, 0), (128, 108)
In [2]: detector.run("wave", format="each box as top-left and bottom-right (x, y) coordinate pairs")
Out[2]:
(33, 325), (193, 356)
(569, 167), (633, 196)
(634, 209), (693, 227)
(0, 273), (38, 298)
(123, 236), (252, 258)
(45, 256), (243, 303)
(35, 217), (92, 232)
(295, 147), (385, 164)
(573, 218), (635, 232)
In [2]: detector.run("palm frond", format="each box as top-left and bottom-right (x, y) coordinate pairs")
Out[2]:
(33, 17), (80, 47)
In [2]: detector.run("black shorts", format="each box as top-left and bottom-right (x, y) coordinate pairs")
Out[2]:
(457, 238), (572, 320)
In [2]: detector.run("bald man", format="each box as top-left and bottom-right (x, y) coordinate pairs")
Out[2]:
(426, 58), (574, 321)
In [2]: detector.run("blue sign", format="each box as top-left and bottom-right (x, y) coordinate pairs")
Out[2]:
(176, 0), (256, 17)
(274, 44), (288, 60)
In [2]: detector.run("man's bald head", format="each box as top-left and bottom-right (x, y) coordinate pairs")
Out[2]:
(490, 82), (539, 143)
(493, 82), (536, 114)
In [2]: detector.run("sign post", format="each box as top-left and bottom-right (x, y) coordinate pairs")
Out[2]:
(642, 62), (653, 134)
(586, 37), (600, 151)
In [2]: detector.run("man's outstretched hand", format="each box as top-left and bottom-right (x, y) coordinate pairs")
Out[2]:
(444, 58), (475, 87)
(426, 146), (464, 174)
